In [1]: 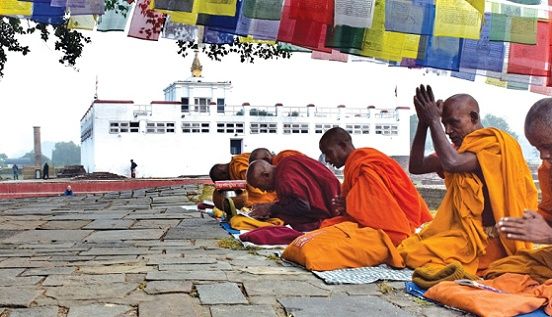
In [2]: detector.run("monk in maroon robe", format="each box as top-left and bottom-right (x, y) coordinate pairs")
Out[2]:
(246, 156), (341, 231)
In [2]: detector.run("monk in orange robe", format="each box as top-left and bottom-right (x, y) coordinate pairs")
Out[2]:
(209, 153), (276, 208)
(319, 127), (432, 245)
(484, 98), (552, 283)
(401, 85), (537, 278)
(249, 148), (304, 165)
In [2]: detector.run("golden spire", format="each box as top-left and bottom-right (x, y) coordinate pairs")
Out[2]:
(191, 50), (203, 78)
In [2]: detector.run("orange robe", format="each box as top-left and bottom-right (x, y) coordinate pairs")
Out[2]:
(228, 153), (277, 206)
(398, 128), (537, 275)
(321, 148), (432, 245)
(272, 150), (304, 165)
(484, 161), (552, 283)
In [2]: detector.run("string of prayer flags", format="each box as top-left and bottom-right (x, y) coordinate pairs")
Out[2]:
(242, 0), (283, 20)
(289, 0), (333, 25)
(128, 0), (166, 40)
(334, 0), (376, 28)
(68, 15), (97, 29)
(31, 1), (65, 25)
(489, 2), (538, 44)
(197, 0), (238, 17)
(203, 27), (235, 43)
(196, 0), (242, 33)
(154, 0), (194, 12)
(162, 18), (198, 40)
(311, 49), (349, 62)
(236, 7), (281, 39)
(417, 36), (462, 71)
(384, 0), (434, 35)
(459, 14), (505, 73)
(0, 0), (33, 16)
(151, 0), (199, 25)
(508, 21), (550, 76)
(97, 0), (132, 32)
(67, 0), (105, 15)
(325, 25), (365, 50)
(433, 0), (484, 40)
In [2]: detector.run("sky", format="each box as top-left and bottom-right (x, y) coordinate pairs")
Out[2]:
(0, 29), (547, 161)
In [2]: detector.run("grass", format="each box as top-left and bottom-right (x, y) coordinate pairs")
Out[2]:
(217, 237), (245, 250)
(377, 281), (395, 294)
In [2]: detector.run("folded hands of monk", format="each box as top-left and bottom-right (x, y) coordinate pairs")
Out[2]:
(497, 210), (552, 244)
(331, 196), (346, 216)
(413, 84), (444, 125)
(249, 203), (273, 220)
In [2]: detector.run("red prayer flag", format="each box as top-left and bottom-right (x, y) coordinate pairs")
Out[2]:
(288, 0), (333, 25)
(508, 21), (550, 77)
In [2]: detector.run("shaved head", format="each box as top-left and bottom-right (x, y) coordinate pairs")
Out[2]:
(441, 94), (482, 147)
(525, 98), (552, 164)
(249, 148), (273, 164)
(246, 160), (275, 191)
(209, 163), (230, 182)
(319, 127), (355, 168)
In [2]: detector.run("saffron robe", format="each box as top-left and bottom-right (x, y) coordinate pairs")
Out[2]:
(270, 155), (340, 231)
(228, 153), (277, 206)
(484, 161), (552, 283)
(321, 148), (432, 245)
(398, 128), (537, 275)
(272, 149), (304, 165)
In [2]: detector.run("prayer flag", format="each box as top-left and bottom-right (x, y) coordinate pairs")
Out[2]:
(197, 0), (237, 16)
(433, 0), (483, 40)
(0, 0), (33, 16)
(128, 0), (166, 40)
(242, 0), (282, 20)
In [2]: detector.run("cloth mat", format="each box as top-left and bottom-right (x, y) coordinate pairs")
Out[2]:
(313, 265), (413, 285)
(404, 282), (548, 317)
(219, 221), (240, 235)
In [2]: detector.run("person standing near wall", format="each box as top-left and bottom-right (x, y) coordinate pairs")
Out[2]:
(130, 159), (138, 178)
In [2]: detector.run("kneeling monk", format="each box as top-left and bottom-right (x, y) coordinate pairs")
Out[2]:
(246, 156), (340, 231)
(249, 148), (304, 165)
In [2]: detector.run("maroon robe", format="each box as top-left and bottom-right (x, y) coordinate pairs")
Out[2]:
(269, 155), (340, 231)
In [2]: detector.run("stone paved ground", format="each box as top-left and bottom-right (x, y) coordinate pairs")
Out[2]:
(0, 185), (468, 317)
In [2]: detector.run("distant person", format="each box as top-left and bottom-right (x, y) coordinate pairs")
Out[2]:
(43, 162), (49, 180)
(63, 185), (73, 196)
(130, 159), (137, 178)
(12, 164), (19, 180)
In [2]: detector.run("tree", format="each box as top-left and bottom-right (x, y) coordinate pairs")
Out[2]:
(52, 141), (81, 166)
(0, 153), (7, 168)
(409, 114), (434, 153)
(18, 151), (51, 165)
(481, 114), (519, 140)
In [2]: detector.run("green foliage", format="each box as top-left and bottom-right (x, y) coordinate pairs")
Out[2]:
(482, 114), (519, 140)
(19, 151), (51, 165)
(0, 153), (7, 168)
(52, 141), (81, 166)
(409, 114), (435, 152)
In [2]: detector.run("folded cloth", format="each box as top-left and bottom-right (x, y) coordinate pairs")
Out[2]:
(239, 226), (303, 245)
(230, 215), (285, 230)
(424, 273), (552, 317)
(412, 262), (479, 289)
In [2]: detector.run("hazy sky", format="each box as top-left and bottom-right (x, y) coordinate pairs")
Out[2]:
(0, 29), (546, 160)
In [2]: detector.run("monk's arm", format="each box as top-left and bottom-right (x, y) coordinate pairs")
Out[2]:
(409, 121), (443, 174)
(269, 196), (311, 216)
(428, 120), (480, 173)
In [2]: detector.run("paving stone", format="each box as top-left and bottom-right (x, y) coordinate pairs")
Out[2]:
(0, 270), (42, 286)
(139, 294), (200, 317)
(0, 220), (46, 230)
(42, 274), (126, 286)
(83, 219), (135, 230)
(158, 262), (232, 271)
(146, 271), (227, 281)
(243, 280), (330, 296)
(146, 255), (217, 265)
(8, 306), (59, 317)
(131, 219), (180, 229)
(67, 303), (132, 317)
(210, 305), (277, 317)
(0, 230), (22, 240)
(85, 229), (166, 242)
(21, 266), (75, 276)
(80, 247), (152, 256)
(45, 283), (138, 300)
(0, 258), (55, 268)
(278, 295), (412, 317)
(164, 227), (228, 240)
(0, 287), (43, 307)
(422, 305), (466, 317)
(143, 281), (193, 294)
(197, 282), (248, 304)
(123, 213), (189, 220)
(1, 230), (92, 244)
(77, 264), (153, 274)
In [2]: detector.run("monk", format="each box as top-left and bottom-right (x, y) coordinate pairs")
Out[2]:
(399, 85), (537, 280)
(246, 156), (340, 231)
(485, 98), (552, 283)
(319, 127), (432, 245)
(249, 148), (304, 165)
(209, 153), (276, 209)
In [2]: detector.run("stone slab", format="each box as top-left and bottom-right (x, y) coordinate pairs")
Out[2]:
(0, 287), (43, 307)
(144, 280), (193, 295)
(146, 271), (227, 281)
(9, 306), (59, 317)
(21, 266), (75, 276)
(197, 282), (248, 305)
(210, 305), (277, 317)
(278, 295), (412, 317)
(38, 220), (91, 230)
(77, 264), (152, 274)
(67, 303), (132, 317)
(164, 227), (228, 240)
(45, 283), (138, 300)
(131, 219), (181, 229)
(139, 294), (200, 317)
(146, 256), (217, 265)
(42, 274), (126, 286)
(0, 230), (19, 240)
(83, 219), (135, 230)
(243, 281), (330, 297)
(80, 247), (152, 256)
(1, 230), (92, 244)
(85, 229), (165, 242)
(158, 262), (232, 271)
(0, 220), (46, 230)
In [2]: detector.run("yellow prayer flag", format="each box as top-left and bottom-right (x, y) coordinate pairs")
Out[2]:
(485, 77), (507, 88)
(434, 0), (483, 40)
(0, 0), (32, 16)
(238, 36), (276, 45)
(356, 0), (420, 62)
(68, 15), (97, 30)
(197, 0), (237, 16)
(151, 0), (199, 25)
